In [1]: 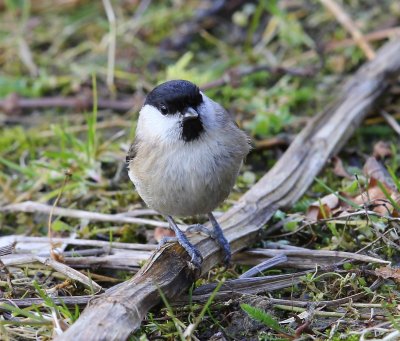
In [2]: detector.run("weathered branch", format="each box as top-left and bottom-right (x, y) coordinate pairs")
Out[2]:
(0, 93), (136, 114)
(58, 39), (400, 341)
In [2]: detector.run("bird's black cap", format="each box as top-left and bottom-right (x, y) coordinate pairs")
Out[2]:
(144, 80), (203, 114)
(144, 80), (205, 142)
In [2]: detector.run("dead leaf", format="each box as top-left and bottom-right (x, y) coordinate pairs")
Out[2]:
(308, 155), (400, 222)
(332, 156), (352, 179)
(375, 265), (400, 283)
(306, 193), (339, 221)
(363, 157), (396, 191)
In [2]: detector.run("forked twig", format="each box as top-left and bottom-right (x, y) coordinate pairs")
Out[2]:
(320, 0), (376, 60)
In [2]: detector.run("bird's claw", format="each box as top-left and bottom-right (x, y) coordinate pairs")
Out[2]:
(158, 236), (203, 269)
(187, 224), (216, 238)
(187, 222), (231, 265)
(187, 246), (203, 269)
(158, 236), (178, 249)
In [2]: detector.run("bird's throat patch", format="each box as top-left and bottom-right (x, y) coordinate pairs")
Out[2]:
(181, 118), (204, 142)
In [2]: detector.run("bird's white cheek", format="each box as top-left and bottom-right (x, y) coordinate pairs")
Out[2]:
(137, 104), (181, 142)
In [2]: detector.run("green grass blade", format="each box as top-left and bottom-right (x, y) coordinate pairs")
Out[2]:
(315, 178), (360, 209)
(377, 181), (400, 213)
(241, 303), (291, 336)
(157, 286), (185, 341)
(0, 156), (37, 178)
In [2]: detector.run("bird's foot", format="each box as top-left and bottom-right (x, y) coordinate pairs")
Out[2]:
(166, 216), (203, 269)
(186, 224), (216, 238)
(187, 219), (231, 265)
(158, 236), (178, 248)
(184, 243), (203, 270)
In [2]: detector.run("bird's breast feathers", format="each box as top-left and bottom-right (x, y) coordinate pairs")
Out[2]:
(128, 128), (249, 216)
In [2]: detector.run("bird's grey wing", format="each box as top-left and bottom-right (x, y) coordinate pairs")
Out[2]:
(126, 139), (138, 165)
(213, 100), (239, 125)
(216, 102), (252, 153)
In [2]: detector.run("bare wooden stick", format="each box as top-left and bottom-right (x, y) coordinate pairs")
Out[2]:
(233, 248), (389, 269)
(239, 254), (288, 278)
(102, 0), (117, 90)
(185, 270), (312, 303)
(181, 278), (382, 305)
(325, 27), (400, 51)
(381, 110), (400, 136)
(0, 236), (156, 251)
(0, 295), (94, 308)
(0, 201), (169, 228)
(3, 242), (384, 271)
(0, 94), (136, 114)
(57, 40), (400, 341)
(201, 64), (316, 90)
(320, 0), (376, 60)
(34, 256), (102, 293)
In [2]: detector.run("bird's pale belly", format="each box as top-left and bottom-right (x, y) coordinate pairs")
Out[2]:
(129, 146), (240, 217)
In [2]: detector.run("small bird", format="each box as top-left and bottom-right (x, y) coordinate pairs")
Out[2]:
(126, 80), (250, 268)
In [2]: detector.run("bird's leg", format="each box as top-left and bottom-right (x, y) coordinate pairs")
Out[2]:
(208, 212), (231, 264)
(165, 216), (203, 268)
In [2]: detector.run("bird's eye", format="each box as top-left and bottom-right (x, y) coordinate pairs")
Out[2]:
(160, 105), (168, 115)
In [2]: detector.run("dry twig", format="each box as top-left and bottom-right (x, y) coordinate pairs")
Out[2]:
(0, 201), (169, 228)
(102, 0), (117, 91)
(233, 248), (388, 269)
(320, 0), (376, 60)
(201, 64), (316, 91)
(0, 295), (94, 308)
(380, 110), (400, 136)
(325, 27), (400, 51)
(34, 256), (102, 293)
(0, 235), (156, 251)
(0, 94), (136, 114)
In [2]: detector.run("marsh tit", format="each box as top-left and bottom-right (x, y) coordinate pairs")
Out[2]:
(126, 80), (250, 268)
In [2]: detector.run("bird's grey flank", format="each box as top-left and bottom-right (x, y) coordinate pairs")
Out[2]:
(127, 79), (250, 267)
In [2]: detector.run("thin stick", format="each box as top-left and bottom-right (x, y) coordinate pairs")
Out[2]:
(320, 0), (376, 60)
(274, 304), (386, 320)
(201, 64), (316, 90)
(102, 0), (117, 91)
(39, 118), (129, 138)
(381, 110), (400, 136)
(234, 248), (388, 266)
(0, 295), (93, 308)
(1, 201), (170, 228)
(239, 254), (288, 278)
(34, 256), (102, 293)
(325, 27), (400, 51)
(0, 235), (156, 251)
(181, 278), (381, 306)
(0, 94), (136, 114)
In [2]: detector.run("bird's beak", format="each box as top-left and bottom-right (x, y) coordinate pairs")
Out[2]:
(182, 107), (199, 122)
